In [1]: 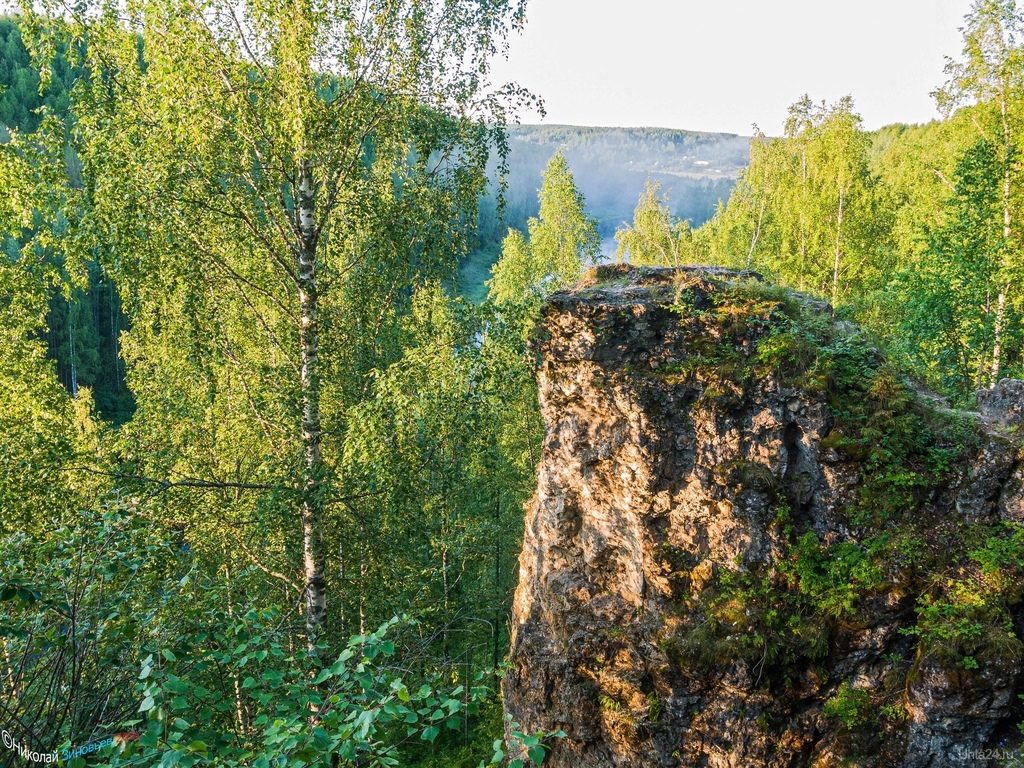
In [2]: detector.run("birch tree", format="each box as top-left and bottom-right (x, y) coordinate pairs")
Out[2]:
(935, 0), (1024, 384)
(615, 179), (696, 267)
(809, 97), (874, 306)
(705, 96), (880, 304)
(22, 0), (532, 652)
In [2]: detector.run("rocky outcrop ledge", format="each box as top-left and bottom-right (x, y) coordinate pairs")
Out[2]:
(504, 265), (1024, 768)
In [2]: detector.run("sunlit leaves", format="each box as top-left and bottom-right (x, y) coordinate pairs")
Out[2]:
(707, 96), (882, 305)
(615, 179), (696, 267)
(488, 150), (600, 305)
(98, 615), (489, 767)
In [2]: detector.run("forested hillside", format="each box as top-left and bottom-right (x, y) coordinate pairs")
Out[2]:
(462, 129), (745, 301)
(480, 125), (748, 242)
(4, 0), (1024, 766)
(460, 125), (747, 299)
(0, 17), (78, 131)
(0, 17), (131, 421)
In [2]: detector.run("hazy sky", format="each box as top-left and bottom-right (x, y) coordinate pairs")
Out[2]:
(489, 0), (976, 136)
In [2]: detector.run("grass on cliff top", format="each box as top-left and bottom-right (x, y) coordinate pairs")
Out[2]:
(654, 274), (1024, 714)
(683, 276), (973, 514)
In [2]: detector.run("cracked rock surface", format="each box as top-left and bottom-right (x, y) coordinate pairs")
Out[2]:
(504, 265), (1024, 768)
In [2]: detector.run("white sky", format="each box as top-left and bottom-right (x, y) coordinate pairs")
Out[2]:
(490, 0), (976, 136)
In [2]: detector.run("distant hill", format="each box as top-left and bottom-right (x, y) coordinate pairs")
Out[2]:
(509, 124), (751, 180)
(477, 124), (751, 246)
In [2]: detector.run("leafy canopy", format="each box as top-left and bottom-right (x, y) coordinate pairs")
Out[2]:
(488, 150), (599, 304)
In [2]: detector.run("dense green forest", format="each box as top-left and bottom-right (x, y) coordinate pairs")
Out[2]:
(3, 16), (746, 397)
(1, 4), (546, 766)
(0, 17), (131, 422)
(4, 0), (1024, 765)
(0, 18), (78, 131)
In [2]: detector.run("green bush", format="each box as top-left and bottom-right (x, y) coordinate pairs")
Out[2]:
(824, 683), (872, 730)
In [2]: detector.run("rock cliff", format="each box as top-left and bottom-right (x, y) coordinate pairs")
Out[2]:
(503, 265), (1024, 767)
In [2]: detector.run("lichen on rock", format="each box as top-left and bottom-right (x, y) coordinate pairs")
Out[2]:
(503, 264), (1024, 768)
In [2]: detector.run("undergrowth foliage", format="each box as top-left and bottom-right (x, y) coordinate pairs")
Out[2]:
(104, 615), (488, 768)
(0, 498), (533, 768)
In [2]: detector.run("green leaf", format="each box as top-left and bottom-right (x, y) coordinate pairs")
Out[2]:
(165, 679), (190, 693)
(421, 726), (440, 743)
(140, 730), (160, 748)
(140, 696), (156, 712)
(293, 746), (318, 761)
(527, 745), (546, 765)
(162, 649), (177, 662)
(312, 727), (331, 750)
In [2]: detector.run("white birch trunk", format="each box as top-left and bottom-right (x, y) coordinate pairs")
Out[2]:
(832, 190), (845, 308)
(992, 92), (1012, 387)
(297, 158), (327, 653)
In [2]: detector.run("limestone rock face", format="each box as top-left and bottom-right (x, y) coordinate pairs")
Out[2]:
(504, 265), (1024, 768)
(979, 379), (1024, 430)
